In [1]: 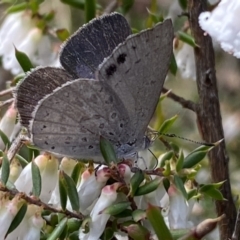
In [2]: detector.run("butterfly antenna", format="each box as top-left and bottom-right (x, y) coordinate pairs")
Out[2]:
(158, 132), (215, 146)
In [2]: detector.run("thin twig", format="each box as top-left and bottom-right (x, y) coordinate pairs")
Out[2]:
(0, 88), (14, 97)
(162, 87), (197, 112)
(0, 185), (83, 219)
(0, 98), (14, 108)
(7, 134), (29, 163)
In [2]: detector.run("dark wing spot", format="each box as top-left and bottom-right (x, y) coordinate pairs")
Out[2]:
(117, 53), (127, 64)
(51, 146), (55, 150)
(119, 123), (123, 128)
(135, 59), (141, 64)
(106, 64), (117, 76)
(109, 132), (114, 136)
(132, 45), (136, 50)
(88, 145), (93, 149)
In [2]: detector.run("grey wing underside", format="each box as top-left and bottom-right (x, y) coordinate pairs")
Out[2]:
(60, 12), (132, 79)
(98, 19), (174, 140)
(15, 67), (75, 129)
(30, 78), (130, 159)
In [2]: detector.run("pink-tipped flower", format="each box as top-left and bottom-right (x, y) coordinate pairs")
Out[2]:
(14, 153), (58, 203)
(168, 184), (194, 229)
(0, 103), (17, 150)
(77, 167), (110, 214)
(79, 182), (121, 240)
(6, 205), (44, 240)
(118, 163), (131, 184)
(0, 194), (25, 239)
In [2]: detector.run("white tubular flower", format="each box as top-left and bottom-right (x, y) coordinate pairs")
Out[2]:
(0, 194), (25, 240)
(49, 157), (77, 207)
(79, 182), (121, 240)
(6, 205), (44, 240)
(199, 1), (240, 58)
(175, 43), (196, 80)
(168, 185), (194, 229)
(14, 153), (58, 203)
(9, 158), (22, 183)
(77, 167), (110, 214)
(0, 103), (17, 150)
(0, 9), (61, 74)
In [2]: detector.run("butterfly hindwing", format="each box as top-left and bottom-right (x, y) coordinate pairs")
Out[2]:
(30, 78), (131, 161)
(15, 67), (75, 128)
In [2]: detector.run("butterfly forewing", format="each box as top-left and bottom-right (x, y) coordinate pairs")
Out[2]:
(60, 12), (132, 79)
(98, 19), (174, 143)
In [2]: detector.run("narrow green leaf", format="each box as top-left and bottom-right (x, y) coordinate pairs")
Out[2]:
(67, 218), (82, 233)
(124, 223), (150, 240)
(56, 28), (70, 42)
(146, 204), (173, 240)
(31, 161), (42, 197)
(6, 202), (27, 235)
(71, 162), (85, 185)
(1, 154), (10, 185)
(178, 31), (199, 48)
(183, 150), (207, 169)
(174, 175), (188, 199)
(101, 201), (131, 215)
(200, 181), (225, 192)
(158, 115), (178, 134)
(129, 170), (145, 197)
(191, 144), (214, 154)
(102, 227), (114, 240)
(68, 231), (80, 240)
(163, 178), (170, 192)
(63, 171), (80, 211)
(0, 129), (11, 149)
(176, 150), (184, 172)
(6, 2), (28, 13)
(203, 188), (225, 200)
(187, 189), (198, 200)
(59, 172), (67, 211)
(135, 178), (161, 196)
(47, 217), (68, 240)
(15, 47), (34, 72)
(112, 209), (132, 219)
(169, 53), (177, 75)
(132, 209), (146, 222)
(60, 0), (85, 9)
(159, 151), (174, 167)
(100, 136), (118, 165)
(85, 0), (96, 22)
(15, 154), (29, 167)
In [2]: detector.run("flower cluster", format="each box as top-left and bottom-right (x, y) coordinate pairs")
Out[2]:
(199, 0), (240, 58)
